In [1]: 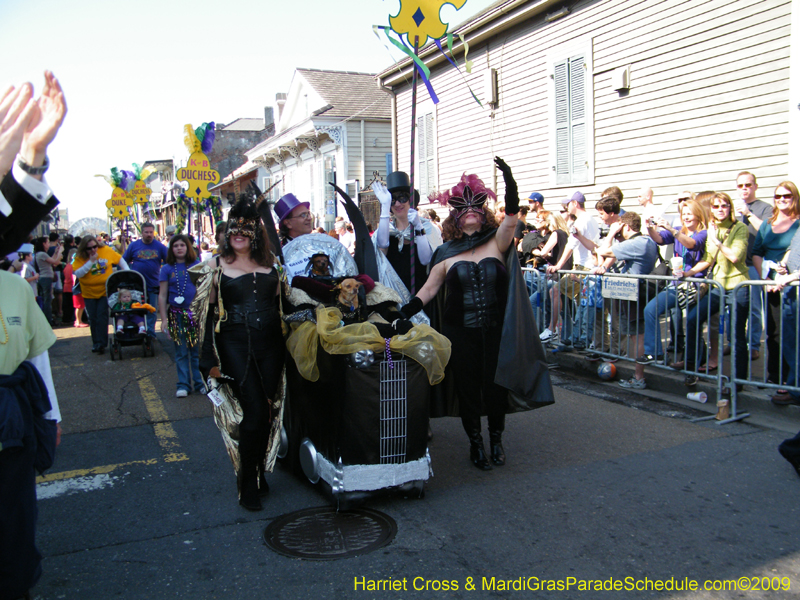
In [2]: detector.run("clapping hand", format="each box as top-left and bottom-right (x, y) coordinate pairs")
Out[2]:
(21, 71), (67, 170)
(0, 83), (37, 175)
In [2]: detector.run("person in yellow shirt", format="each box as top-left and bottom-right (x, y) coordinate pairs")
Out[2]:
(71, 236), (128, 354)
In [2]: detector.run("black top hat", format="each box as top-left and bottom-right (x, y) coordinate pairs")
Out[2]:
(386, 171), (410, 192)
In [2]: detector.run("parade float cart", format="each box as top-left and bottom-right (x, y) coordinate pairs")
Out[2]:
(277, 234), (449, 507)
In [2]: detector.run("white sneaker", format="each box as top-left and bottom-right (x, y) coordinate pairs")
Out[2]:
(539, 328), (553, 341)
(138, 326), (146, 334)
(176, 389), (189, 398)
(619, 378), (646, 390)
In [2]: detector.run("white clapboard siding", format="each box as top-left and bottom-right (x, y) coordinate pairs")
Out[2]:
(343, 120), (392, 184)
(386, 0), (791, 211)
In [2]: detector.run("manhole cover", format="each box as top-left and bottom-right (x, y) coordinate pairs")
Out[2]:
(264, 506), (397, 560)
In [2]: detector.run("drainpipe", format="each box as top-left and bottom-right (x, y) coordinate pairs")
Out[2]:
(360, 119), (366, 189)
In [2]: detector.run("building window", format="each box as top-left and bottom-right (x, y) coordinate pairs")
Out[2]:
(552, 54), (591, 186)
(417, 112), (436, 196)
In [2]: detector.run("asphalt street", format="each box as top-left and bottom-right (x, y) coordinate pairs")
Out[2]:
(30, 325), (800, 599)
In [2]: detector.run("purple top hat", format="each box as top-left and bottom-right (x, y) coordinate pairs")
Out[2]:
(274, 193), (310, 223)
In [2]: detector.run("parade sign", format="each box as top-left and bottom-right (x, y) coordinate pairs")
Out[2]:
(176, 151), (220, 200)
(106, 186), (134, 219)
(131, 180), (152, 205)
(390, 0), (467, 47)
(602, 276), (639, 301)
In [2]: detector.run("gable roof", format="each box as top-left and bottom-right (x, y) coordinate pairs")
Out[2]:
(221, 118), (266, 131)
(296, 68), (390, 120)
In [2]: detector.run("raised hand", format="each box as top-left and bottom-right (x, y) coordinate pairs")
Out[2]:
(21, 71), (67, 168)
(371, 181), (393, 217)
(0, 83), (38, 175)
(494, 156), (519, 214)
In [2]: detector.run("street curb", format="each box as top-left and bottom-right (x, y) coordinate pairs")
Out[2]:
(547, 348), (800, 426)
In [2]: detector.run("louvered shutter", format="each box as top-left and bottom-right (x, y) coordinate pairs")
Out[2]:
(554, 60), (570, 185)
(570, 56), (587, 183)
(417, 113), (435, 195)
(554, 55), (587, 185)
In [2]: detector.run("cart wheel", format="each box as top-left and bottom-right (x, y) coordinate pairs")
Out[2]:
(142, 341), (148, 357)
(149, 340), (156, 357)
(278, 390), (304, 476)
(110, 346), (116, 361)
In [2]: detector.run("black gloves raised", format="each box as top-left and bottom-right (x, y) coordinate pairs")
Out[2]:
(494, 156), (519, 215)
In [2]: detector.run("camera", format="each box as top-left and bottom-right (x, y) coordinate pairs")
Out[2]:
(568, 225), (577, 235)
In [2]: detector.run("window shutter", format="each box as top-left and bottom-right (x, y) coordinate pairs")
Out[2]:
(417, 113), (435, 195)
(554, 60), (570, 185)
(570, 56), (587, 183)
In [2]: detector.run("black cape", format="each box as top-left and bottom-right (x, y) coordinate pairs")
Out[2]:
(428, 228), (555, 417)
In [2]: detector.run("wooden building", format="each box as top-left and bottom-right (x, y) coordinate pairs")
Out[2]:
(377, 0), (796, 214)
(246, 68), (392, 230)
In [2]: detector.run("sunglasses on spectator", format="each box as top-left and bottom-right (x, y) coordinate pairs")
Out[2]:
(711, 204), (730, 209)
(86, 244), (98, 250)
(736, 183), (754, 189)
(677, 197), (690, 202)
(775, 194), (793, 200)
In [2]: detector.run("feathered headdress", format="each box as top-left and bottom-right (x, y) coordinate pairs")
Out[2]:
(428, 173), (496, 222)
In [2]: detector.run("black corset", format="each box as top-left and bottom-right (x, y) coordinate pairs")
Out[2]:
(444, 258), (507, 328)
(220, 271), (280, 330)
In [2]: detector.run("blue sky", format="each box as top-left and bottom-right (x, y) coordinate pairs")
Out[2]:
(0, 0), (495, 221)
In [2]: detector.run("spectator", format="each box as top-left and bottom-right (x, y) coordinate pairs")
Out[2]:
(680, 193), (749, 387)
(122, 222), (167, 339)
(426, 209), (443, 232)
(770, 224), (800, 408)
(752, 180), (800, 389)
(0, 70), (65, 600)
(734, 171), (772, 359)
(34, 235), (63, 325)
(636, 200), (709, 378)
(527, 192), (544, 217)
(199, 241), (213, 262)
(585, 196), (624, 360)
(527, 211), (570, 332)
(592, 212), (658, 389)
(638, 187), (659, 222)
(72, 235), (128, 354)
(543, 191), (599, 347)
(16, 243), (39, 296)
(47, 232), (64, 324)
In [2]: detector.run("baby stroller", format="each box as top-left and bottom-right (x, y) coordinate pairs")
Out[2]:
(106, 271), (156, 360)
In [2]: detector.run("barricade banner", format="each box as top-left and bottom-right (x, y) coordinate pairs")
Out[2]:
(602, 277), (638, 301)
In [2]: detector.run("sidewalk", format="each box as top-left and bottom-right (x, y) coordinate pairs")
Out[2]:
(546, 344), (800, 432)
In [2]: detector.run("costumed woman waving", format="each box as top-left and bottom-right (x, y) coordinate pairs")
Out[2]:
(192, 196), (285, 511)
(398, 158), (554, 470)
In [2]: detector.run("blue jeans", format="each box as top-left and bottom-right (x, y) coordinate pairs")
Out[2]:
(781, 291), (800, 399)
(644, 288), (679, 357)
(728, 266), (763, 349)
(84, 296), (109, 349)
(38, 276), (53, 325)
(685, 288), (748, 376)
(145, 288), (159, 337)
(174, 330), (204, 393)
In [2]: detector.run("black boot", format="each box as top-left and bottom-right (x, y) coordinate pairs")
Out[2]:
(238, 434), (262, 511)
(462, 416), (491, 470)
(489, 431), (505, 466)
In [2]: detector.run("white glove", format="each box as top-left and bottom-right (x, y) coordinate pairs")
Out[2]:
(372, 181), (392, 218)
(408, 208), (422, 230)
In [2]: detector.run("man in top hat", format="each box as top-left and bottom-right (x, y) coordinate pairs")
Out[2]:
(371, 171), (441, 294)
(275, 193), (313, 246)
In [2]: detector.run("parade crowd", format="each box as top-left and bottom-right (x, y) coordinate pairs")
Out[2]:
(2, 70), (800, 600)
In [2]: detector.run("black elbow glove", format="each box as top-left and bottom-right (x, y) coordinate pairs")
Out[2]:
(198, 305), (218, 380)
(399, 296), (423, 319)
(494, 156), (519, 215)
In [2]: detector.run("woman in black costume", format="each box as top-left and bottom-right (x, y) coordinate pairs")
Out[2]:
(399, 158), (553, 470)
(198, 196), (284, 511)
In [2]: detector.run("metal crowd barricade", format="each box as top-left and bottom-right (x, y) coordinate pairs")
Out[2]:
(730, 280), (800, 411)
(533, 268), (743, 423)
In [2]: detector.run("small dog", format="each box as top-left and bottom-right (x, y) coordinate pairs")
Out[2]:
(337, 278), (361, 311)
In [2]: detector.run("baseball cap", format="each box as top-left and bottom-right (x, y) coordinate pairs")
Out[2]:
(528, 192), (544, 203)
(561, 191), (585, 205)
